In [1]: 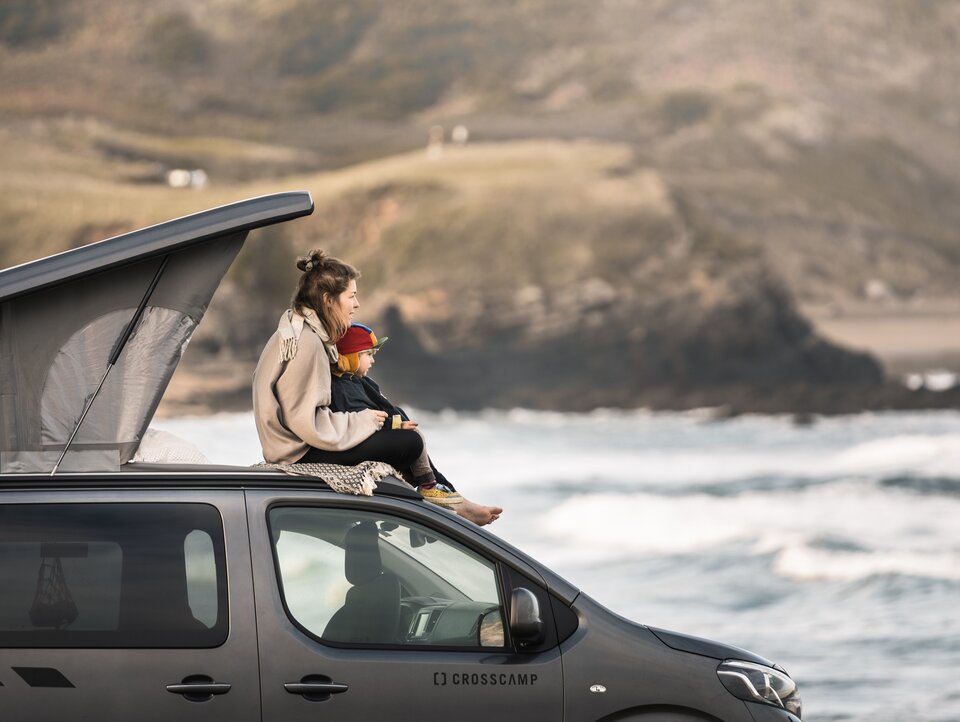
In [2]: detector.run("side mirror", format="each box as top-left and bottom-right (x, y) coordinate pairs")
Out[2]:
(478, 609), (505, 647)
(509, 587), (544, 645)
(409, 529), (437, 548)
(409, 529), (426, 548)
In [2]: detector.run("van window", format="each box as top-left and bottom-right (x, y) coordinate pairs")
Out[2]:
(270, 507), (505, 649)
(0, 503), (227, 648)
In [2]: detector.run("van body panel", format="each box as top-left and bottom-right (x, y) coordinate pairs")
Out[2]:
(245, 489), (564, 721)
(649, 627), (773, 667)
(560, 594), (755, 722)
(744, 703), (803, 722)
(0, 488), (260, 722)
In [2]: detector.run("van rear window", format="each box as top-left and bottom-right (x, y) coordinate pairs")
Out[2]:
(0, 503), (227, 648)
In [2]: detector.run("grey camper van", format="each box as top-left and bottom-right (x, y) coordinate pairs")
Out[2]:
(0, 193), (802, 721)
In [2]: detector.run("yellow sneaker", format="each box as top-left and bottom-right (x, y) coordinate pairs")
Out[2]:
(419, 486), (463, 508)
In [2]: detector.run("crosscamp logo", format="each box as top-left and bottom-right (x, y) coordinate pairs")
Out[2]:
(434, 672), (538, 687)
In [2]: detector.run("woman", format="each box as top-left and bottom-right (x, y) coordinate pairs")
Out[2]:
(252, 250), (501, 525)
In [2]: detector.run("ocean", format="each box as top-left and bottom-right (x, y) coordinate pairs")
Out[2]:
(156, 409), (960, 722)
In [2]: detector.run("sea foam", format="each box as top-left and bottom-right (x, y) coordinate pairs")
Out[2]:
(535, 481), (960, 581)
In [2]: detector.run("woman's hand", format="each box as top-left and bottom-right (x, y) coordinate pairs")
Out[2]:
(366, 409), (389, 429)
(401, 420), (418, 430)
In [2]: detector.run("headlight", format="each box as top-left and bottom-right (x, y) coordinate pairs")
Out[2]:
(717, 659), (802, 718)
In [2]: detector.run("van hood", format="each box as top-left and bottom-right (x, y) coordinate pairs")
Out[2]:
(649, 626), (775, 668)
(0, 192), (313, 473)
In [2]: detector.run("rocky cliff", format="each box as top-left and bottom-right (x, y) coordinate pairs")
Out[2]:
(2, 0), (959, 413)
(180, 141), (954, 414)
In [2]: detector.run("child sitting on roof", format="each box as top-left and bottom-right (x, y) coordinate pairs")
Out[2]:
(330, 323), (502, 526)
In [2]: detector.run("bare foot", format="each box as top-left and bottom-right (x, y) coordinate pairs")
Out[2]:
(454, 498), (503, 526)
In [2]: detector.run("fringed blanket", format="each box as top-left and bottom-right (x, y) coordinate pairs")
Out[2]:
(252, 460), (402, 496)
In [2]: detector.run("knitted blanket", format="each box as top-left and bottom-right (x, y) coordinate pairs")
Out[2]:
(252, 460), (402, 496)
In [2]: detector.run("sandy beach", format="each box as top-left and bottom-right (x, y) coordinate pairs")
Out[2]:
(804, 303), (960, 377)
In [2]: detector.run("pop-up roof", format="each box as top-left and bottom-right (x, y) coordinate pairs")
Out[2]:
(0, 192), (313, 473)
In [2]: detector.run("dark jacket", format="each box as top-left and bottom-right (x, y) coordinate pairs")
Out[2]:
(329, 373), (453, 490)
(330, 374), (404, 418)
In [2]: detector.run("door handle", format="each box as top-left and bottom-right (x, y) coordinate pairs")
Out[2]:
(166, 674), (232, 702)
(284, 682), (349, 695)
(285, 675), (349, 701)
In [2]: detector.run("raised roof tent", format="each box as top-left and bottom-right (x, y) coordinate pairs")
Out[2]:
(0, 192), (314, 473)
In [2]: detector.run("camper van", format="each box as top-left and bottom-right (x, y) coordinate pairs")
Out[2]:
(0, 193), (801, 721)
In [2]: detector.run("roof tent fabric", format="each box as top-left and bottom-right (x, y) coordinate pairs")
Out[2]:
(0, 192), (313, 473)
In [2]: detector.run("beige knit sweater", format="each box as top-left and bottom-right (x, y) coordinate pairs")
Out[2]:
(252, 322), (379, 464)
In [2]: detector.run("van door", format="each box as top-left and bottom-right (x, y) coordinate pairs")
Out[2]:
(247, 492), (563, 722)
(0, 490), (260, 722)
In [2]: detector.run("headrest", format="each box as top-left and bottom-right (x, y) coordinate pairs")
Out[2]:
(343, 521), (383, 585)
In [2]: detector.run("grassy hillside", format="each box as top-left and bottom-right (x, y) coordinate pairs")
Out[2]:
(146, 137), (900, 415)
(183, 139), (697, 353)
(2, 0), (959, 311)
(2, 0), (960, 412)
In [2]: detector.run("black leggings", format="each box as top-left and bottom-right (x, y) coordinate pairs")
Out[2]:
(298, 429), (424, 471)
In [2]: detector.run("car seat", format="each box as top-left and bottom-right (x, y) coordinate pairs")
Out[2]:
(323, 521), (401, 643)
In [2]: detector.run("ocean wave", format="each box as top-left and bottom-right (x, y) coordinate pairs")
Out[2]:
(535, 481), (960, 581)
(879, 476), (960, 496)
(772, 543), (960, 582)
(829, 433), (960, 478)
(154, 411), (960, 586)
(420, 414), (960, 493)
(155, 411), (960, 494)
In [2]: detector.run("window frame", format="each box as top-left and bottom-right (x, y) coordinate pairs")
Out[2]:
(266, 501), (520, 653)
(0, 501), (229, 649)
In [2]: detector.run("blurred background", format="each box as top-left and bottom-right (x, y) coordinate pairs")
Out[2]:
(2, 1), (959, 720)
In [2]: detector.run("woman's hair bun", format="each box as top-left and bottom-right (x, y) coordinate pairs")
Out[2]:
(296, 249), (327, 273)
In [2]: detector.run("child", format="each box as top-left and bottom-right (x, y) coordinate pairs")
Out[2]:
(330, 323), (502, 526)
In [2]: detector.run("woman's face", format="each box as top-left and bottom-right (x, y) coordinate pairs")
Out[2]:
(334, 280), (359, 323)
